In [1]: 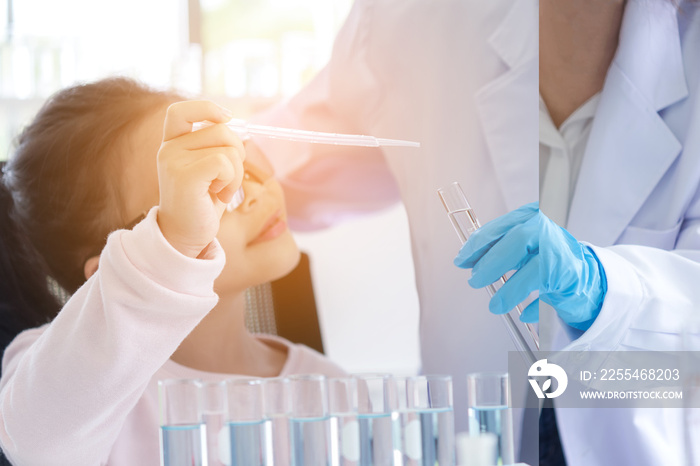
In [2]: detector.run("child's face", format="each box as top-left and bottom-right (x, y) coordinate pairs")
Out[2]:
(121, 106), (300, 294)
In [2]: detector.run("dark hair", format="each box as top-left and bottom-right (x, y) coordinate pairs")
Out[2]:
(0, 164), (61, 358)
(0, 77), (183, 333)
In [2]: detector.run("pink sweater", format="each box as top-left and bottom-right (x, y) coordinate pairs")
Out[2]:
(0, 208), (345, 465)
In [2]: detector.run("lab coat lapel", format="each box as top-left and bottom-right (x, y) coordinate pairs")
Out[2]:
(475, 0), (539, 212)
(567, 0), (688, 246)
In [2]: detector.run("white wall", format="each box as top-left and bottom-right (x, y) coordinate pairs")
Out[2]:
(294, 204), (421, 376)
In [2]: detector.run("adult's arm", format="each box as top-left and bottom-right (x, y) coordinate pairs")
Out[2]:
(562, 241), (700, 353)
(250, 0), (402, 231)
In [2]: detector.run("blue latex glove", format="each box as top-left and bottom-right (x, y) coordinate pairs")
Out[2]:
(453, 202), (607, 331)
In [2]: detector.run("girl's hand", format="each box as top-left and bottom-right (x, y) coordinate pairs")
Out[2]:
(157, 101), (245, 258)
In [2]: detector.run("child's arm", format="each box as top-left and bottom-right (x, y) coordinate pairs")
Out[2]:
(0, 101), (242, 465)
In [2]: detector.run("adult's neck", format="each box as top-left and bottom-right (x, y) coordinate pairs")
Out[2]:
(540, 0), (627, 127)
(170, 291), (287, 376)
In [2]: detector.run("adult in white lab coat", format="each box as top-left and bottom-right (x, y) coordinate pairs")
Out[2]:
(248, 0), (538, 454)
(541, 0), (700, 353)
(542, 0), (700, 464)
(460, 0), (700, 464)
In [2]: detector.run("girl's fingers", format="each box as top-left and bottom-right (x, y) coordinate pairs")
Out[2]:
(163, 145), (242, 169)
(187, 150), (245, 203)
(162, 100), (233, 142)
(164, 122), (245, 152)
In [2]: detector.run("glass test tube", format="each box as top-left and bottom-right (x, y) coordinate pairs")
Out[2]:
(225, 378), (269, 466)
(682, 315), (700, 466)
(354, 374), (401, 466)
(328, 377), (360, 465)
(395, 376), (422, 464)
(201, 381), (228, 466)
(405, 375), (455, 466)
(264, 377), (292, 466)
(466, 373), (515, 466)
(159, 379), (208, 466)
(437, 181), (539, 366)
(289, 374), (333, 466)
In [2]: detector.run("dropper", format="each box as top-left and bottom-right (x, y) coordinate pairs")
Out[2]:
(194, 120), (419, 212)
(192, 119), (420, 148)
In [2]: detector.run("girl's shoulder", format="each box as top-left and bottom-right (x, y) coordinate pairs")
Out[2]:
(258, 334), (347, 378)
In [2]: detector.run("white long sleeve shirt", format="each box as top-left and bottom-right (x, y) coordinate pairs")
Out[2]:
(0, 207), (345, 465)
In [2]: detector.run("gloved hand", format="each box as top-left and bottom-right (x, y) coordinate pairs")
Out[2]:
(453, 202), (607, 331)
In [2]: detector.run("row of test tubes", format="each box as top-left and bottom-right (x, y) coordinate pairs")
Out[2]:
(159, 372), (515, 466)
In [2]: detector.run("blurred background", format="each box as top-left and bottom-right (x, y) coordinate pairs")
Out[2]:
(0, 0), (420, 375)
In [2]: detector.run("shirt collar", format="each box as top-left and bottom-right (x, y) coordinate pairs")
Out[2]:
(539, 93), (600, 150)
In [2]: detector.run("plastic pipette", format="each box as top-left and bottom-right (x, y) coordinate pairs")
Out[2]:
(195, 120), (418, 211)
(192, 119), (420, 148)
(438, 182), (539, 366)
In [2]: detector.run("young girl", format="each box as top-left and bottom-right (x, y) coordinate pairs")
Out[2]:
(0, 77), (345, 465)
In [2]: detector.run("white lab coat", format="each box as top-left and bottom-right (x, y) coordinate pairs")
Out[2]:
(546, 1), (700, 464)
(252, 0), (538, 453)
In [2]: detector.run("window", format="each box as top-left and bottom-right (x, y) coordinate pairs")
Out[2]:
(200, 0), (351, 116)
(0, 0), (350, 159)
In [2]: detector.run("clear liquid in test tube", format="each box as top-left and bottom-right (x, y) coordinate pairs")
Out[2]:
(158, 379), (208, 466)
(437, 182), (539, 366)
